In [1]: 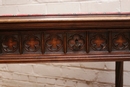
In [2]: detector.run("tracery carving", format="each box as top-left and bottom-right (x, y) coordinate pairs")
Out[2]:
(2, 35), (18, 53)
(113, 33), (129, 50)
(46, 35), (63, 52)
(90, 34), (107, 51)
(1, 31), (130, 54)
(24, 35), (40, 52)
(68, 34), (85, 51)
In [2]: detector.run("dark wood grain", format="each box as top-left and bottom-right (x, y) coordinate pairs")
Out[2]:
(63, 33), (67, 54)
(0, 15), (130, 30)
(41, 32), (45, 54)
(108, 31), (112, 53)
(116, 62), (123, 87)
(86, 32), (89, 53)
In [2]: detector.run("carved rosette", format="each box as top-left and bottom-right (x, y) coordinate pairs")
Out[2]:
(24, 35), (40, 52)
(68, 34), (85, 51)
(113, 33), (129, 50)
(90, 34), (107, 51)
(2, 35), (18, 53)
(46, 35), (63, 52)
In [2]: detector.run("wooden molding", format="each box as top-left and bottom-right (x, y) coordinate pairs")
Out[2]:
(0, 14), (130, 63)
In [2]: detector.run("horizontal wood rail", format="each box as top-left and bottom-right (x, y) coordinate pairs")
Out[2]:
(0, 14), (129, 63)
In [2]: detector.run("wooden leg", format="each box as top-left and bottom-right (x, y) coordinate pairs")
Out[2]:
(115, 61), (123, 87)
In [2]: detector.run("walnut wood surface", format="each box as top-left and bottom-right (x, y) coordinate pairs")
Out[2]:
(0, 14), (130, 30)
(116, 62), (123, 87)
(0, 14), (130, 63)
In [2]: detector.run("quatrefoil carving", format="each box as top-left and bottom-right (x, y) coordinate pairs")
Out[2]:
(46, 35), (62, 52)
(2, 35), (18, 53)
(24, 35), (40, 52)
(113, 33), (129, 50)
(68, 34), (85, 51)
(91, 34), (107, 51)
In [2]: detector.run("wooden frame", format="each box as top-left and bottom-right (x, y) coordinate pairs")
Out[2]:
(0, 14), (130, 87)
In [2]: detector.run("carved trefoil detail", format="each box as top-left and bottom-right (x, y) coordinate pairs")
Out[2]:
(2, 35), (18, 53)
(90, 34), (107, 51)
(46, 34), (63, 52)
(113, 33), (129, 50)
(24, 35), (40, 52)
(68, 34), (85, 51)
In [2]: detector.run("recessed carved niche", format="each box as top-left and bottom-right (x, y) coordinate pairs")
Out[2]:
(23, 33), (41, 54)
(24, 35), (40, 52)
(112, 33), (129, 51)
(45, 33), (63, 53)
(2, 35), (19, 54)
(90, 33), (107, 51)
(67, 33), (85, 53)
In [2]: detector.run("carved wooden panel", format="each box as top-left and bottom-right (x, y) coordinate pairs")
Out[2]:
(1, 33), (19, 54)
(67, 33), (86, 53)
(89, 32), (108, 53)
(0, 15), (130, 64)
(22, 32), (41, 54)
(45, 33), (63, 54)
(0, 31), (130, 55)
(112, 32), (129, 52)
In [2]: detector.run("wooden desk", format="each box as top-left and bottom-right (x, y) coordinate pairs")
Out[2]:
(0, 14), (130, 87)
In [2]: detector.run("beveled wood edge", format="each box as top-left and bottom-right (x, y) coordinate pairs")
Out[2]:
(0, 54), (130, 63)
(1, 15), (130, 30)
(0, 14), (130, 23)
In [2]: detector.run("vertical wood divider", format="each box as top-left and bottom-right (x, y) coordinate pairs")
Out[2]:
(19, 32), (23, 54)
(108, 31), (112, 53)
(63, 32), (67, 54)
(41, 32), (45, 54)
(0, 34), (2, 53)
(86, 31), (89, 53)
(129, 32), (130, 50)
